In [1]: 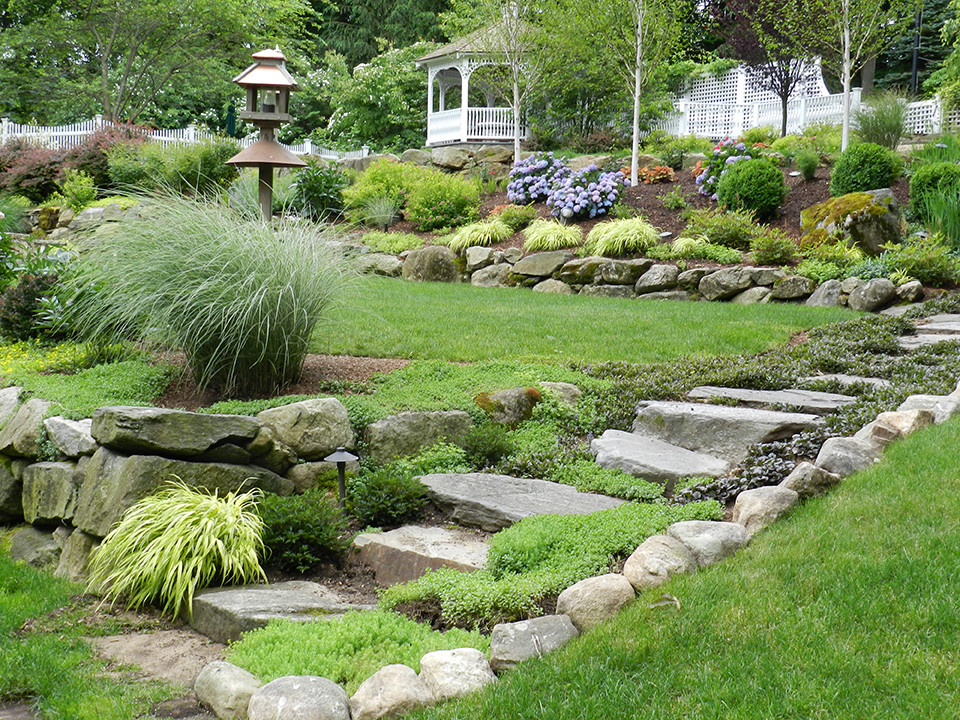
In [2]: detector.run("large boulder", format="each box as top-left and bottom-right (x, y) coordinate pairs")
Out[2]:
(622, 534), (697, 591)
(847, 277), (897, 312)
(599, 259), (653, 285)
(91, 406), (260, 459)
(431, 147), (473, 170)
(194, 661), (261, 720)
(511, 251), (574, 278)
(471, 263), (512, 288)
(363, 410), (473, 464)
(465, 246), (495, 272)
(632, 401), (821, 465)
(248, 676), (350, 720)
(0, 398), (54, 458)
(22, 461), (81, 525)
(402, 246), (461, 283)
(489, 615), (579, 673)
(698, 268), (754, 301)
(0, 456), (27, 522)
(800, 189), (901, 256)
(558, 257), (606, 285)
(400, 148), (433, 165)
(9, 526), (60, 568)
(555, 573), (635, 632)
(769, 275), (817, 300)
(634, 264), (679, 294)
(74, 448), (292, 538)
(475, 146), (514, 164)
(257, 398), (354, 461)
(418, 648), (496, 702)
(580, 285), (635, 299)
(356, 253), (403, 277)
(476, 387), (540, 426)
(349, 664), (435, 720)
(54, 530), (99, 582)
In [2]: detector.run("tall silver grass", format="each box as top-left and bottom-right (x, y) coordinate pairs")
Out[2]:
(66, 195), (351, 396)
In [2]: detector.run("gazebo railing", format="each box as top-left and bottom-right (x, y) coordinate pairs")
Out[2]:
(427, 109), (462, 145)
(426, 106), (526, 145)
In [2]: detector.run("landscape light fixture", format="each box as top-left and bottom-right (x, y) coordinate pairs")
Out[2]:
(324, 446), (359, 509)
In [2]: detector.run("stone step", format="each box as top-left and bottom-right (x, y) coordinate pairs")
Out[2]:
(418, 473), (625, 532)
(914, 320), (960, 335)
(922, 313), (960, 324)
(191, 581), (376, 644)
(633, 401), (822, 464)
(798, 373), (892, 390)
(898, 334), (960, 350)
(352, 525), (489, 586)
(591, 430), (730, 490)
(687, 385), (856, 415)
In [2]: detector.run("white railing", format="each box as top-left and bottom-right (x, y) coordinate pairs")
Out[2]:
(0, 115), (369, 160)
(426, 106), (527, 146)
(655, 92), (959, 140)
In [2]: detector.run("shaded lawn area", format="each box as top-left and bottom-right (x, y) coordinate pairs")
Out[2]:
(411, 418), (960, 720)
(314, 277), (854, 364)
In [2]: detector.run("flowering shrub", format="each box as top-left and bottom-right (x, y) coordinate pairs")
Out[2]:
(546, 165), (627, 220)
(404, 172), (480, 231)
(695, 137), (753, 200)
(506, 152), (571, 205)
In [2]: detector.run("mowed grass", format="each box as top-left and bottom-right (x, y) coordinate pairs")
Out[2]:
(411, 418), (960, 720)
(314, 277), (853, 363)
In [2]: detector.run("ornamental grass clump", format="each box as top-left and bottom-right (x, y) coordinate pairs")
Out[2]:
(65, 195), (349, 396)
(448, 218), (513, 253)
(522, 218), (583, 252)
(86, 479), (266, 620)
(585, 217), (660, 257)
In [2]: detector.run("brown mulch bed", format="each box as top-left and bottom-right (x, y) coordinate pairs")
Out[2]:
(374, 164), (911, 254)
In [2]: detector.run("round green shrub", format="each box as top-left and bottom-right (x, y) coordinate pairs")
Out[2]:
(909, 161), (960, 221)
(347, 468), (428, 527)
(795, 150), (819, 181)
(258, 489), (349, 573)
(829, 142), (902, 197)
(716, 158), (786, 220)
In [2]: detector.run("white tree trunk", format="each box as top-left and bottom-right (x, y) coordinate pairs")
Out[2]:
(630, 5), (645, 187)
(513, 76), (522, 164)
(840, 0), (852, 151)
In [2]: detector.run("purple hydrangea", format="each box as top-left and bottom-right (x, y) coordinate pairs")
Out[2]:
(506, 152), (572, 204)
(546, 167), (627, 220)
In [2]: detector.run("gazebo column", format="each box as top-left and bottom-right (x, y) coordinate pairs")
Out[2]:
(427, 68), (436, 144)
(460, 62), (471, 143)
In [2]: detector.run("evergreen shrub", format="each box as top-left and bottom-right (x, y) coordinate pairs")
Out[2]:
(830, 142), (902, 197)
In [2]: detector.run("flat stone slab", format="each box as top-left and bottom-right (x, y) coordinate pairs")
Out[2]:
(352, 525), (488, 585)
(418, 473), (624, 532)
(914, 320), (960, 335)
(190, 581), (376, 644)
(798, 374), (892, 390)
(591, 430), (730, 488)
(687, 386), (855, 415)
(899, 334), (960, 350)
(920, 313), (960, 325)
(632, 401), (821, 464)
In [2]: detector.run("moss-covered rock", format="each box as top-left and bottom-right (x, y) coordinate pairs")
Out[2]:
(800, 189), (901, 256)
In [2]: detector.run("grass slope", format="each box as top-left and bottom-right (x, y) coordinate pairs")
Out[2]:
(314, 277), (852, 364)
(411, 418), (960, 720)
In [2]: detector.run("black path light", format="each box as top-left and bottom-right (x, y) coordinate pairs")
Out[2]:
(324, 446), (359, 509)
(226, 48), (306, 219)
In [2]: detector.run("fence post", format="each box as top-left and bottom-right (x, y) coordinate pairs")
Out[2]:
(799, 97), (808, 130)
(94, 114), (103, 129)
(1, 117), (8, 145)
(677, 102), (688, 136)
(933, 97), (943, 134)
(362, 145), (370, 157)
(187, 124), (196, 143)
(303, 138), (312, 156)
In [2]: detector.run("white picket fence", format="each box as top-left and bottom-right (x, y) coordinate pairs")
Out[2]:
(0, 115), (370, 161)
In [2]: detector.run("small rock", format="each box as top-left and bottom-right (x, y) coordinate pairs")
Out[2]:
(195, 661), (261, 720)
(556, 573), (635, 632)
(356, 253), (403, 277)
(622, 534), (697, 591)
(779, 462), (841, 498)
(635, 290), (690, 301)
(730, 287), (771, 305)
(666, 521), (750, 567)
(896, 279), (924, 303)
(854, 409), (934, 447)
(532, 279), (573, 294)
(749, 267), (786, 286)
(579, 285), (635, 299)
(248, 676), (350, 720)
(848, 277), (897, 312)
(635, 264), (679, 293)
(471, 263), (512, 287)
(466, 246), (495, 271)
(477, 387), (540, 426)
(489, 615), (579, 673)
(43, 417), (97, 458)
(9, 526), (60, 568)
(538, 382), (582, 408)
(814, 437), (881, 476)
(350, 664), (435, 720)
(419, 648), (496, 702)
(732, 486), (799, 535)
(805, 279), (843, 307)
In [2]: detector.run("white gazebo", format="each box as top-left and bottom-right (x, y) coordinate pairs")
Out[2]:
(416, 26), (529, 147)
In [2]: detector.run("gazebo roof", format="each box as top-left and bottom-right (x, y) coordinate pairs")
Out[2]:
(416, 20), (528, 65)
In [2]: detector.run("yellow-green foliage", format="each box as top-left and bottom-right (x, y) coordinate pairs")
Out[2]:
(360, 231), (424, 254)
(342, 159), (432, 219)
(86, 480), (266, 619)
(522, 219), (583, 252)
(448, 218), (512, 253)
(585, 217), (660, 257)
(227, 610), (489, 694)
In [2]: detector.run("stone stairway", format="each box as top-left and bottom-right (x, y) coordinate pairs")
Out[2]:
(899, 313), (960, 350)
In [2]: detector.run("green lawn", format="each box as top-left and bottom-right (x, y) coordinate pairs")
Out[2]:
(411, 418), (960, 720)
(313, 277), (853, 363)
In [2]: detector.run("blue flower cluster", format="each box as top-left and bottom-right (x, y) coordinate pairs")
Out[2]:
(546, 165), (628, 220)
(506, 152), (572, 204)
(695, 136), (752, 201)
